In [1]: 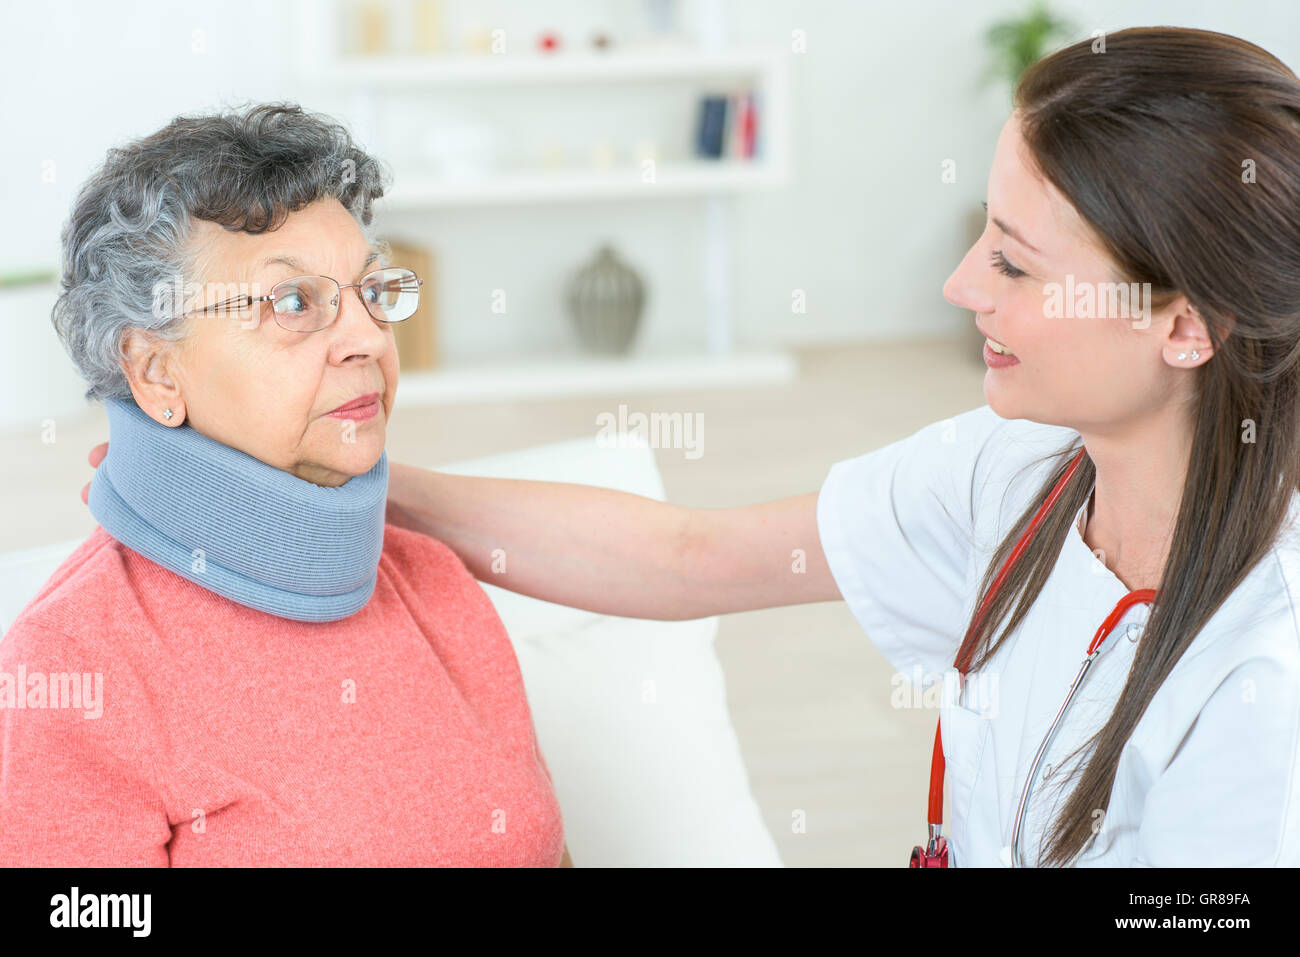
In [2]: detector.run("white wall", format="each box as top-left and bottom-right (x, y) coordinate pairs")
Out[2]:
(3, 0), (1300, 376)
(723, 0), (1300, 346)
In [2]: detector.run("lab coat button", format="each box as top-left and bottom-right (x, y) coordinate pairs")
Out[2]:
(1125, 623), (1143, 642)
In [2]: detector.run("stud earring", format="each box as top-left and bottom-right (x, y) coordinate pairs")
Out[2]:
(1176, 350), (1200, 362)
(164, 408), (174, 420)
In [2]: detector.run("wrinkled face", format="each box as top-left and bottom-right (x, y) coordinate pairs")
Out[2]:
(139, 198), (398, 487)
(943, 113), (1196, 433)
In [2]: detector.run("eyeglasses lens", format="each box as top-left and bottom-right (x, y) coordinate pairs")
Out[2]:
(271, 268), (420, 332)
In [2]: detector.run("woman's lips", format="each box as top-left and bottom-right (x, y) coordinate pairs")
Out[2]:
(983, 341), (1020, 368)
(328, 392), (380, 420)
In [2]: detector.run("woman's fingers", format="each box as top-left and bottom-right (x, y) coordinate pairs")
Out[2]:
(82, 442), (109, 505)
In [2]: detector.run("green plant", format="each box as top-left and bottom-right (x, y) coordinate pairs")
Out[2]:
(983, 1), (1077, 95)
(0, 268), (58, 289)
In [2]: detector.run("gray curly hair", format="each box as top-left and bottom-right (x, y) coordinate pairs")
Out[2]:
(52, 101), (391, 402)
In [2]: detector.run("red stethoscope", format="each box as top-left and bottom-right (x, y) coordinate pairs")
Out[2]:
(909, 446), (1156, 867)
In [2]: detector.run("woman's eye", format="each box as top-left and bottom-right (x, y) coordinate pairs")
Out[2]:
(990, 248), (1027, 279)
(278, 290), (307, 314)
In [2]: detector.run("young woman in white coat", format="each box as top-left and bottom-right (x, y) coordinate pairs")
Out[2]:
(391, 25), (1300, 867)
(85, 26), (1300, 867)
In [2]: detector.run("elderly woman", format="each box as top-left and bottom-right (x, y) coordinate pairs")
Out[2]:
(0, 103), (570, 867)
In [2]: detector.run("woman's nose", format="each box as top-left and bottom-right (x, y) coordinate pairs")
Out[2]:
(328, 288), (392, 360)
(943, 240), (995, 315)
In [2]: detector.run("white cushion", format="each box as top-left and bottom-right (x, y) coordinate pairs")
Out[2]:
(0, 436), (782, 867)
(431, 435), (781, 866)
(0, 540), (85, 637)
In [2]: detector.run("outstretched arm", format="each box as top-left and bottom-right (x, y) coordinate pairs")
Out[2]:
(385, 462), (841, 620)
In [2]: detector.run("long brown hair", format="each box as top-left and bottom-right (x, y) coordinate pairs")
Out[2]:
(961, 26), (1300, 866)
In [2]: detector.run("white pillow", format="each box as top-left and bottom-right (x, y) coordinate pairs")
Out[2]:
(432, 436), (782, 866)
(0, 540), (85, 638)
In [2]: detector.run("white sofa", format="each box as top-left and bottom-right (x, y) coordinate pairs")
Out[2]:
(0, 433), (782, 867)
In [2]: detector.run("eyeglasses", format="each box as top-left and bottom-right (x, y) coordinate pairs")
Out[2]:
(176, 267), (424, 333)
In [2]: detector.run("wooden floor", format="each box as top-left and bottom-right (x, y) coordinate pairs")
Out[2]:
(0, 333), (990, 866)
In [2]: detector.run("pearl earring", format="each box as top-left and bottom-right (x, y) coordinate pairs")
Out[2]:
(164, 408), (174, 420)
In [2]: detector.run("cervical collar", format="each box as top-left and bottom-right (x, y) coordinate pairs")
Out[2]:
(87, 397), (388, 622)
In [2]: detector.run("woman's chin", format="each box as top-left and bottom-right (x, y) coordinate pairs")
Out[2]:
(983, 378), (1014, 416)
(298, 436), (386, 485)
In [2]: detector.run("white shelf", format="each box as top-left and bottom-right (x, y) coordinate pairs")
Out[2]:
(292, 1), (795, 388)
(379, 160), (782, 208)
(396, 350), (798, 405)
(305, 49), (782, 88)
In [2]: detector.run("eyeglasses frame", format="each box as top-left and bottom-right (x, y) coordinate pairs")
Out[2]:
(169, 266), (424, 333)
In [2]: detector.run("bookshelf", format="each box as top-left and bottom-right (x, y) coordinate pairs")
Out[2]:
(291, 1), (796, 403)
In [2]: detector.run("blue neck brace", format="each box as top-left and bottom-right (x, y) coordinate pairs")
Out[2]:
(87, 397), (388, 622)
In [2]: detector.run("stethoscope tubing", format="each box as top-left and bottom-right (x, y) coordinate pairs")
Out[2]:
(1010, 648), (1102, 867)
(920, 445), (1156, 868)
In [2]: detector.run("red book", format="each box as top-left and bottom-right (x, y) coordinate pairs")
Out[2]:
(737, 93), (757, 159)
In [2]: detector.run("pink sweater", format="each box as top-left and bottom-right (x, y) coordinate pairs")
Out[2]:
(0, 524), (565, 866)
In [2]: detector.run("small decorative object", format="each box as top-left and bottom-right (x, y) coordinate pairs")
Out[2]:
(355, 0), (390, 55)
(412, 0), (442, 54)
(538, 31), (561, 53)
(464, 26), (492, 53)
(591, 32), (612, 50)
(566, 245), (646, 355)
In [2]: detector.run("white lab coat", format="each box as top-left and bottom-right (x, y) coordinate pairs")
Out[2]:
(816, 404), (1300, 866)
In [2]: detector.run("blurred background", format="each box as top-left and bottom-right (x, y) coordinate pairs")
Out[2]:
(2, 0), (1298, 865)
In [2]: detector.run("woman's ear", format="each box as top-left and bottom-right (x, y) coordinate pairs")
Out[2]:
(1160, 297), (1215, 368)
(122, 328), (186, 425)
